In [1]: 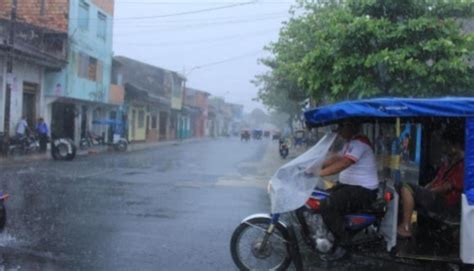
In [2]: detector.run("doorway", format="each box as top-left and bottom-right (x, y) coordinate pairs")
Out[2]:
(131, 109), (136, 140)
(159, 112), (168, 140)
(51, 102), (76, 139)
(22, 82), (38, 128)
(81, 106), (88, 139)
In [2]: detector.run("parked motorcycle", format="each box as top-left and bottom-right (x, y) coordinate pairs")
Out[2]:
(279, 138), (289, 159)
(79, 131), (105, 150)
(8, 135), (40, 157)
(82, 120), (129, 152)
(230, 185), (394, 270)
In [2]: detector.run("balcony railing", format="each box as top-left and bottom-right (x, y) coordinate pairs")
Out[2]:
(0, 19), (68, 68)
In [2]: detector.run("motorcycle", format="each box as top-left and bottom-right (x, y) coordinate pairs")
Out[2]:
(82, 119), (128, 152)
(8, 135), (40, 157)
(279, 139), (289, 159)
(230, 183), (394, 271)
(79, 131), (105, 150)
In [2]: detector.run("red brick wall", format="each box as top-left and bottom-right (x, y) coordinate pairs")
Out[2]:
(0, 0), (11, 20)
(93, 0), (114, 16)
(0, 0), (69, 32)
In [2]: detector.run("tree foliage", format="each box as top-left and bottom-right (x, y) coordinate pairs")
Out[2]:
(255, 0), (474, 112)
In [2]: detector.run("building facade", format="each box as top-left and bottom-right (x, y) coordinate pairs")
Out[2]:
(112, 56), (185, 142)
(0, 0), (69, 138)
(184, 88), (209, 138)
(43, 0), (116, 143)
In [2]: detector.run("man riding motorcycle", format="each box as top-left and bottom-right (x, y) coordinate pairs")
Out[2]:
(306, 121), (379, 260)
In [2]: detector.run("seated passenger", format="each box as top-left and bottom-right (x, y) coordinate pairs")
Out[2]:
(397, 130), (464, 237)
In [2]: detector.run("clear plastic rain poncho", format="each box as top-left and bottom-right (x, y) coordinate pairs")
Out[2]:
(269, 133), (338, 214)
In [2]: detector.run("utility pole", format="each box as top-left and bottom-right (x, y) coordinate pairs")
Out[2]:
(7, 0), (16, 73)
(4, 0), (17, 137)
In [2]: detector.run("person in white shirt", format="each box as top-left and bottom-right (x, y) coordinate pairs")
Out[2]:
(16, 116), (29, 138)
(306, 121), (379, 260)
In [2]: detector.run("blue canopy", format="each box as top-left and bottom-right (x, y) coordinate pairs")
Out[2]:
(92, 119), (124, 126)
(304, 97), (474, 127)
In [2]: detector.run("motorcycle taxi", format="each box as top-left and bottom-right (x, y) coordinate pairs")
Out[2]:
(230, 97), (474, 270)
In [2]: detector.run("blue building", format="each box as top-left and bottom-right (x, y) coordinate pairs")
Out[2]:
(43, 0), (116, 143)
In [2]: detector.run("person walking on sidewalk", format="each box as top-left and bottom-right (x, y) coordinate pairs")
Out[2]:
(36, 117), (49, 153)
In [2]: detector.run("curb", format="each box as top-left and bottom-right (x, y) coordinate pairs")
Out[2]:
(0, 137), (210, 164)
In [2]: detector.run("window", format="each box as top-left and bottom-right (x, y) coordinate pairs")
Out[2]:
(95, 60), (103, 83)
(97, 12), (107, 40)
(138, 111), (145, 129)
(77, 52), (89, 78)
(78, 1), (89, 31)
(88, 58), (97, 81)
(77, 53), (101, 82)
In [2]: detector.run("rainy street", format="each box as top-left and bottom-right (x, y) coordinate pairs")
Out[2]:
(0, 138), (278, 270)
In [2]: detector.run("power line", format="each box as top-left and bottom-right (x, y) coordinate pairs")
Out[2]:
(113, 15), (286, 36)
(113, 11), (288, 25)
(191, 49), (264, 70)
(115, 1), (293, 5)
(113, 0), (259, 20)
(114, 27), (278, 46)
(41, 0), (260, 20)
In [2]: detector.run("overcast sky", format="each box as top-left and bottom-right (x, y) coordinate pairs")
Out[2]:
(113, 0), (294, 113)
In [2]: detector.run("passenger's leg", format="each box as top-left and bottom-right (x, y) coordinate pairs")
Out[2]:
(398, 186), (414, 237)
(320, 185), (375, 246)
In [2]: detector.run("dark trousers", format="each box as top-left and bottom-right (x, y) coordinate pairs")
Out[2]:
(320, 184), (377, 246)
(39, 134), (48, 152)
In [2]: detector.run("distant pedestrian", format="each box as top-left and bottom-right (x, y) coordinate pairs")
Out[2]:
(36, 117), (49, 153)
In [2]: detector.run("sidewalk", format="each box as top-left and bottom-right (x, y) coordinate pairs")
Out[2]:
(0, 137), (208, 164)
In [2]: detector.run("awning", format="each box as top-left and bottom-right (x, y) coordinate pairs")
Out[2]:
(305, 97), (474, 127)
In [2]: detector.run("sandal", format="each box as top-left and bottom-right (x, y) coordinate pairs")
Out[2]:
(397, 225), (412, 238)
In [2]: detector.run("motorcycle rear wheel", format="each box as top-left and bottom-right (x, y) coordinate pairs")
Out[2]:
(114, 141), (128, 152)
(230, 217), (291, 271)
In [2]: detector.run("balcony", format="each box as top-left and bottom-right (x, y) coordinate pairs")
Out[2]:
(0, 19), (68, 69)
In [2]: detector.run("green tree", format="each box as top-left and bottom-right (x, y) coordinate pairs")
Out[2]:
(257, 0), (474, 109)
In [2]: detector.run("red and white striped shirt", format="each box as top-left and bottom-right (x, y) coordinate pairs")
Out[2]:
(338, 136), (379, 190)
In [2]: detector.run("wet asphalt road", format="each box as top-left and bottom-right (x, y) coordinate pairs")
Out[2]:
(0, 138), (273, 270)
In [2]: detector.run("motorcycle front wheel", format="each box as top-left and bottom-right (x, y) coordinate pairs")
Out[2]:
(114, 140), (128, 152)
(230, 217), (291, 271)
